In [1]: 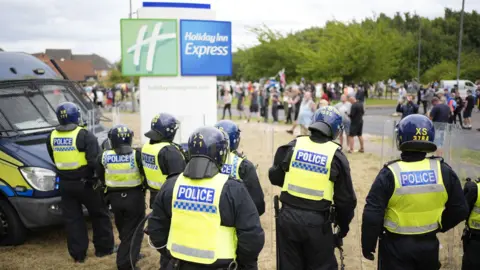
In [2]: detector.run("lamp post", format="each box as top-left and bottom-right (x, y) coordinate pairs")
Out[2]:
(417, 16), (422, 83)
(456, 0), (466, 88)
(129, 0), (137, 113)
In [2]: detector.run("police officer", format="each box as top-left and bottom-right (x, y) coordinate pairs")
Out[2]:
(214, 120), (265, 215)
(269, 106), (357, 270)
(47, 102), (114, 263)
(96, 125), (146, 270)
(462, 177), (480, 270)
(141, 113), (187, 209)
(361, 114), (468, 269)
(147, 126), (265, 270)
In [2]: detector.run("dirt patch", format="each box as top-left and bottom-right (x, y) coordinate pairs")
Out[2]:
(0, 113), (465, 269)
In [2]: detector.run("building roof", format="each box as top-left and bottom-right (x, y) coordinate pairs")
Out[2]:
(39, 49), (113, 71)
(72, 54), (114, 70)
(45, 49), (73, 61)
(34, 53), (96, 82)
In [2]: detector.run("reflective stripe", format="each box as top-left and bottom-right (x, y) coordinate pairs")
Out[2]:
(473, 206), (480, 214)
(395, 184), (446, 195)
(148, 180), (163, 189)
(56, 162), (79, 168)
(390, 159), (441, 195)
(384, 220), (439, 234)
(106, 168), (139, 174)
(288, 184), (324, 197)
(171, 243), (214, 259)
(105, 179), (142, 187)
(471, 220), (480, 229)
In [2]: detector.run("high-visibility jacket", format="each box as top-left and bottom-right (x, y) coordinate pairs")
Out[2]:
(50, 126), (87, 170)
(467, 182), (480, 230)
(283, 137), (338, 201)
(167, 173), (237, 265)
(141, 142), (170, 190)
(101, 150), (142, 188)
(384, 158), (448, 235)
(221, 152), (244, 179)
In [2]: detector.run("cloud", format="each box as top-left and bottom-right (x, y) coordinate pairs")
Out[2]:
(0, 0), (478, 63)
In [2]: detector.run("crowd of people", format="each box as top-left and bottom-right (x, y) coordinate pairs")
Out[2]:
(396, 83), (480, 130)
(219, 80), (368, 153)
(83, 84), (138, 111)
(47, 100), (480, 270)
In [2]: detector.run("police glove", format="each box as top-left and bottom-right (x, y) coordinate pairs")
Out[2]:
(333, 233), (343, 248)
(362, 249), (375, 261)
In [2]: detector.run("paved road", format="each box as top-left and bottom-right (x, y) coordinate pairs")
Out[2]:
(217, 106), (480, 151)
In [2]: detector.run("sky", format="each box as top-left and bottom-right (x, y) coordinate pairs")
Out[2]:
(0, 0), (479, 63)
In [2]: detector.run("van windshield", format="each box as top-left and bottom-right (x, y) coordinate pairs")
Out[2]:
(0, 83), (88, 137)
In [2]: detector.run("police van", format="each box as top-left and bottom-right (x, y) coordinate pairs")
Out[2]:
(0, 52), (109, 245)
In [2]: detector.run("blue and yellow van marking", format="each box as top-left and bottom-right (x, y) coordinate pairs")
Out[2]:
(0, 150), (33, 197)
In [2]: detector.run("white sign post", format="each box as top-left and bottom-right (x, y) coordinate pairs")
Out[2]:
(135, 2), (222, 145)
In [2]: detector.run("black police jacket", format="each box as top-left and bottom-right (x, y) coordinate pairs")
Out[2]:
(147, 159), (265, 269)
(234, 152), (266, 216)
(46, 125), (100, 181)
(361, 151), (469, 254)
(268, 134), (357, 235)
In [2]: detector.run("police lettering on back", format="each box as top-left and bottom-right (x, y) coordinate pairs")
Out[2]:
(296, 150), (328, 167)
(53, 138), (73, 146)
(105, 154), (131, 164)
(177, 185), (215, 204)
(400, 170), (437, 186)
(141, 153), (158, 170)
(221, 164), (233, 175)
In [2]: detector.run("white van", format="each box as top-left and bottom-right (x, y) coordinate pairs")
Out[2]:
(439, 80), (476, 97)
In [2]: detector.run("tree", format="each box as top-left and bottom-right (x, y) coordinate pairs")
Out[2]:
(228, 8), (480, 83)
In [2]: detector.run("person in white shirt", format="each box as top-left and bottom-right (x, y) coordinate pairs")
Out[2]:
(95, 89), (104, 108)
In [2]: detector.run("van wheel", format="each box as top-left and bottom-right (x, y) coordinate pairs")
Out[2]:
(0, 199), (27, 246)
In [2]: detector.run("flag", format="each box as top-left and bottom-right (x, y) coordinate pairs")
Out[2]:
(278, 68), (286, 88)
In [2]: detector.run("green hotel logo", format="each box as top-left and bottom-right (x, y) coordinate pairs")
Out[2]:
(120, 19), (178, 76)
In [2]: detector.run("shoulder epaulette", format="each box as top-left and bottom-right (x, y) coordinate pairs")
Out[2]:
(428, 155), (444, 162)
(384, 158), (401, 167)
(234, 150), (246, 159)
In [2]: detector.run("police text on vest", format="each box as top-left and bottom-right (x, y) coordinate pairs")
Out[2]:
(400, 170), (437, 186)
(177, 185), (215, 204)
(141, 153), (158, 170)
(295, 150), (328, 167)
(105, 154), (131, 164)
(53, 138), (73, 146)
(221, 164), (233, 175)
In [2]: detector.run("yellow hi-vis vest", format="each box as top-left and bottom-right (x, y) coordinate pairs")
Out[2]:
(221, 152), (244, 179)
(141, 142), (170, 190)
(167, 173), (237, 264)
(101, 150), (142, 188)
(50, 126), (87, 170)
(384, 158), (448, 235)
(282, 137), (338, 201)
(467, 182), (480, 230)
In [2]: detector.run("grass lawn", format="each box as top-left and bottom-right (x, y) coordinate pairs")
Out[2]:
(454, 149), (480, 166)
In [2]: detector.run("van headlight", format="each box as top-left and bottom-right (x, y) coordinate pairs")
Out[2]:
(19, 167), (56, 191)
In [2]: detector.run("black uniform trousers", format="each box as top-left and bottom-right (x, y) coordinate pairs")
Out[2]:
(462, 237), (480, 270)
(60, 180), (114, 261)
(378, 232), (441, 270)
(278, 206), (337, 270)
(109, 188), (146, 270)
(150, 190), (159, 209)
